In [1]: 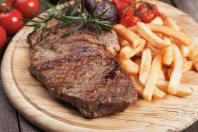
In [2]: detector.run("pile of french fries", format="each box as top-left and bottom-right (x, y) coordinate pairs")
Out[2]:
(113, 14), (198, 101)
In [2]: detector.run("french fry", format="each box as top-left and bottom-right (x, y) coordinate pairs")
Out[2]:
(163, 38), (174, 65)
(161, 13), (187, 57)
(168, 45), (183, 95)
(130, 75), (144, 96)
(117, 15), (195, 100)
(159, 70), (166, 80)
(120, 39), (146, 59)
(119, 59), (139, 74)
(143, 55), (162, 101)
(189, 44), (198, 60)
(152, 86), (166, 99)
(131, 75), (166, 98)
(151, 16), (164, 25)
(146, 24), (192, 46)
(121, 39), (129, 47)
(164, 16), (181, 31)
(179, 45), (189, 57)
(113, 24), (141, 47)
(160, 14), (191, 61)
(177, 86), (193, 97)
(183, 59), (193, 72)
(129, 26), (138, 32)
(129, 24), (193, 46)
(146, 43), (161, 57)
(157, 80), (193, 97)
(193, 60), (198, 72)
(139, 48), (152, 85)
(137, 22), (168, 48)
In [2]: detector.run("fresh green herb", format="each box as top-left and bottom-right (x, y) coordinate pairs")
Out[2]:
(25, 0), (114, 39)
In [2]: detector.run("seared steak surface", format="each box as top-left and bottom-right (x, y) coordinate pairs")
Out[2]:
(27, 23), (138, 118)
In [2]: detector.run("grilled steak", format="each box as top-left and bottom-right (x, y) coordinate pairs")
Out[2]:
(27, 23), (138, 118)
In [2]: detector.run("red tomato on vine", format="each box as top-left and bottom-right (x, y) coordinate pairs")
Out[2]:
(14, 0), (40, 18)
(0, 9), (23, 34)
(0, 26), (7, 48)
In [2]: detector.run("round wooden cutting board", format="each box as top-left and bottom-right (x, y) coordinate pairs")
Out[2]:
(2, 0), (198, 131)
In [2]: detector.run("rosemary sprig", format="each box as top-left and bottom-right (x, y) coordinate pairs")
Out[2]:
(25, 0), (114, 39)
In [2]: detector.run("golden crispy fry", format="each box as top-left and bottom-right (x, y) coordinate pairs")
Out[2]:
(143, 55), (162, 101)
(129, 24), (192, 46)
(113, 24), (141, 47)
(163, 38), (174, 65)
(139, 48), (152, 85)
(183, 59), (193, 72)
(129, 26), (138, 32)
(189, 44), (198, 60)
(152, 86), (166, 99)
(146, 24), (192, 46)
(137, 22), (168, 48)
(177, 86), (193, 97)
(131, 75), (166, 98)
(151, 16), (164, 25)
(159, 70), (166, 80)
(157, 80), (193, 97)
(193, 60), (198, 72)
(164, 16), (181, 31)
(117, 17), (194, 100)
(119, 59), (139, 74)
(168, 45), (183, 95)
(120, 39), (146, 59)
(130, 75), (144, 96)
(146, 43), (161, 57)
(179, 45), (189, 57)
(121, 39), (129, 47)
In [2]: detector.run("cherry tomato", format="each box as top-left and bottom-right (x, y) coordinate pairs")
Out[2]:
(139, 10), (155, 23)
(113, 0), (136, 15)
(0, 9), (23, 34)
(135, 3), (147, 15)
(0, 26), (7, 48)
(113, 0), (128, 14)
(0, 0), (13, 11)
(121, 7), (134, 19)
(135, 2), (159, 23)
(123, 0), (136, 9)
(120, 15), (141, 28)
(14, 0), (40, 18)
(148, 3), (159, 16)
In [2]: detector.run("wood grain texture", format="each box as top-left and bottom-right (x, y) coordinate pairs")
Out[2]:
(2, 1), (198, 132)
(16, 4), (49, 132)
(0, 75), (20, 132)
(18, 114), (42, 132)
(173, 0), (198, 22)
(0, 35), (20, 132)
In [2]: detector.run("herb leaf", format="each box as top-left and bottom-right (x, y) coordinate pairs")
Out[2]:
(61, 23), (84, 37)
(25, 0), (113, 39)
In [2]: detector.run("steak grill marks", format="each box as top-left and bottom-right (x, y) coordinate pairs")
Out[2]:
(28, 23), (138, 118)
